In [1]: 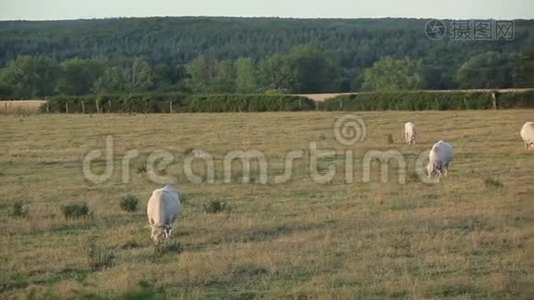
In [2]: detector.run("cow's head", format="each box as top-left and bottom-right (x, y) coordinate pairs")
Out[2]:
(150, 224), (173, 242)
(162, 225), (173, 239)
(427, 162), (442, 177)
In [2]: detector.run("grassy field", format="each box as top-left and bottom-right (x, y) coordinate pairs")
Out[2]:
(1, 111), (533, 299)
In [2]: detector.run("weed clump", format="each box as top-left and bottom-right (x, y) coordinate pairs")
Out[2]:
(61, 203), (91, 219)
(84, 239), (116, 271)
(8, 201), (29, 218)
(203, 200), (228, 214)
(120, 194), (139, 212)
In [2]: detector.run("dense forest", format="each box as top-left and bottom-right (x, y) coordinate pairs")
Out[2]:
(0, 17), (533, 98)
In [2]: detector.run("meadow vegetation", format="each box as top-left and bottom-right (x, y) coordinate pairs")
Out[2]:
(0, 111), (532, 298)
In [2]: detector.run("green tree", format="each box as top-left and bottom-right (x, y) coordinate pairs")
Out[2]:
(128, 57), (156, 91)
(456, 51), (515, 89)
(186, 55), (215, 92)
(212, 59), (236, 93)
(361, 56), (426, 91)
(514, 39), (534, 88)
(93, 66), (127, 94)
(287, 45), (338, 93)
(57, 58), (105, 95)
(0, 56), (61, 98)
(152, 64), (188, 91)
(0, 17), (531, 92)
(186, 55), (235, 93)
(259, 53), (297, 93)
(234, 57), (257, 93)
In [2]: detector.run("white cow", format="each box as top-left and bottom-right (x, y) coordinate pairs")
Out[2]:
(404, 122), (416, 144)
(520, 122), (534, 150)
(147, 185), (181, 242)
(427, 140), (454, 177)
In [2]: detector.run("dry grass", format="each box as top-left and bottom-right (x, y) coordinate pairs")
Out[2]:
(0, 111), (533, 299)
(0, 100), (46, 114)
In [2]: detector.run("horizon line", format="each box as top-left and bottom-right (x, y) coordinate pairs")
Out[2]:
(1, 15), (533, 22)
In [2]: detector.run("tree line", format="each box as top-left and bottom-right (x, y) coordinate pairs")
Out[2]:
(0, 17), (533, 98)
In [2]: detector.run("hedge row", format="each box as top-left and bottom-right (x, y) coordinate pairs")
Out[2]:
(187, 94), (317, 112)
(42, 90), (534, 113)
(497, 91), (534, 108)
(320, 90), (534, 111)
(42, 93), (317, 113)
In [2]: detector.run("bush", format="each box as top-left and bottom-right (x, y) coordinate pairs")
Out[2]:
(498, 90), (534, 108)
(321, 90), (534, 111)
(323, 91), (494, 111)
(44, 92), (190, 114)
(61, 203), (91, 219)
(187, 94), (315, 112)
(203, 200), (228, 214)
(44, 93), (316, 113)
(8, 201), (29, 218)
(85, 239), (116, 271)
(43, 90), (534, 113)
(120, 194), (139, 212)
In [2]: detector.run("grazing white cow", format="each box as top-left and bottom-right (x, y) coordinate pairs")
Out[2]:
(404, 122), (416, 144)
(520, 122), (534, 150)
(146, 185), (181, 242)
(427, 140), (454, 177)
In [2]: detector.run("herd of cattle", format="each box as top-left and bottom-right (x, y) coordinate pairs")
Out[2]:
(146, 121), (534, 242)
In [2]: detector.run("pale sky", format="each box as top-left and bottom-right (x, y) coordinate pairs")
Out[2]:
(0, 0), (531, 20)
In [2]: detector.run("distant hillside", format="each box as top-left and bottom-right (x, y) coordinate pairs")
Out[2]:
(0, 17), (533, 97)
(0, 17), (532, 68)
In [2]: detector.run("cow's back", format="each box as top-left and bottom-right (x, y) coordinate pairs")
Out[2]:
(521, 122), (534, 141)
(430, 140), (453, 163)
(147, 186), (180, 227)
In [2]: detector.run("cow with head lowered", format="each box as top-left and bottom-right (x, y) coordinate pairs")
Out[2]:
(146, 185), (181, 242)
(427, 140), (454, 177)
